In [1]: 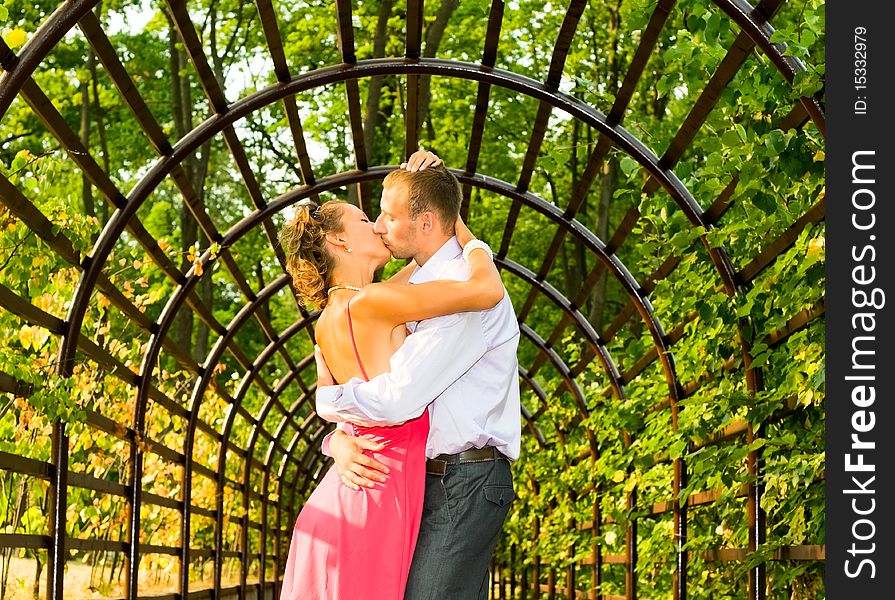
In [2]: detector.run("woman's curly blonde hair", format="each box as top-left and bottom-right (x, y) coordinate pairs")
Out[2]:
(279, 199), (347, 309)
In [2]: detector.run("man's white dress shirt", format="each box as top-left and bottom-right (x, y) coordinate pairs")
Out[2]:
(316, 237), (521, 460)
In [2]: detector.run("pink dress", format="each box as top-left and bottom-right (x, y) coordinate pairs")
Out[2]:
(280, 302), (429, 600)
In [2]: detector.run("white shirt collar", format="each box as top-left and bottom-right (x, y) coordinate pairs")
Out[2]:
(408, 237), (462, 284)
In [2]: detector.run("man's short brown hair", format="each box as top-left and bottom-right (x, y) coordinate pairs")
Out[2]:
(382, 164), (461, 233)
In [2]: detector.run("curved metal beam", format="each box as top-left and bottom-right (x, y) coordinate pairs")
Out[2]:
(59, 56), (716, 375)
(498, 257), (624, 401)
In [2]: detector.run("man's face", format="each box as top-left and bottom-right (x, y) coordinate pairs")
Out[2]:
(374, 182), (420, 260)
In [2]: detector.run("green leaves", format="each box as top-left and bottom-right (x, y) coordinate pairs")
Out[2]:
(765, 129), (788, 154)
(701, 11), (724, 48)
(749, 190), (777, 216)
(619, 155), (639, 177)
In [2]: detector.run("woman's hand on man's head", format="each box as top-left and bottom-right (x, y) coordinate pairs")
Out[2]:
(401, 148), (442, 172)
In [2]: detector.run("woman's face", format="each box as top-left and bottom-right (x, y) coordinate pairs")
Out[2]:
(338, 203), (392, 267)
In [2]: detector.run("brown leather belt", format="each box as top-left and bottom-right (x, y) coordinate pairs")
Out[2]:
(425, 446), (506, 476)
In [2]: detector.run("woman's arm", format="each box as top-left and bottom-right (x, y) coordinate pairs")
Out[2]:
(354, 220), (504, 326)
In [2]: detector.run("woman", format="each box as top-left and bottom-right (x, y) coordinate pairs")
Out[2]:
(277, 156), (503, 600)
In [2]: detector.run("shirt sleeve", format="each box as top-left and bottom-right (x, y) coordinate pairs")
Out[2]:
(319, 421), (351, 456)
(315, 311), (488, 426)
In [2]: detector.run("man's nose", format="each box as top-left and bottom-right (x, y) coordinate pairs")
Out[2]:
(373, 215), (385, 234)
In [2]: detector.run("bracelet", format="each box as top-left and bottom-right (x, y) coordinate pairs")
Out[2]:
(462, 239), (493, 261)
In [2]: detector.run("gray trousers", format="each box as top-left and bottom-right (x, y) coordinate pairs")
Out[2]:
(404, 456), (515, 600)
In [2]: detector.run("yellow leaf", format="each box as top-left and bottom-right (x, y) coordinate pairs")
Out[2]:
(194, 261), (203, 277)
(18, 325), (49, 350)
(813, 150), (825, 162)
(18, 326), (33, 350)
(806, 236), (825, 259)
(2, 29), (27, 49)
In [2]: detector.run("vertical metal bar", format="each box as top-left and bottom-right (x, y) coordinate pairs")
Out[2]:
(592, 497), (601, 600)
(274, 458), (284, 600)
(748, 424), (766, 599)
(180, 437), (194, 598)
(521, 561), (528, 600)
(627, 488), (638, 600)
(674, 461), (686, 600)
(744, 313), (767, 598)
(566, 548), (574, 600)
(214, 456), (225, 598)
(510, 544), (517, 599)
(256, 455), (268, 600)
(405, 73), (420, 157)
(239, 459), (249, 600)
(47, 420), (68, 600)
(126, 432), (144, 599)
(499, 558), (506, 599)
(533, 516), (540, 599)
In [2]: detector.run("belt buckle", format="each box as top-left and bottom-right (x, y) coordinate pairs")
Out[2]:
(426, 459), (446, 476)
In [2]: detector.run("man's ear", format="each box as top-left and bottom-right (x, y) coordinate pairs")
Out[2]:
(418, 211), (437, 234)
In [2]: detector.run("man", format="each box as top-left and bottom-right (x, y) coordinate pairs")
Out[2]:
(314, 151), (521, 599)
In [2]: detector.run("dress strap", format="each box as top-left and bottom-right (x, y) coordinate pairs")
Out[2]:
(345, 299), (370, 381)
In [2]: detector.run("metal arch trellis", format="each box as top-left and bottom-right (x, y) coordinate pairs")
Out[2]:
(0, 1), (826, 600)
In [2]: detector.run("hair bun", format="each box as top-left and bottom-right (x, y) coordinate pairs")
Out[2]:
(296, 199), (321, 219)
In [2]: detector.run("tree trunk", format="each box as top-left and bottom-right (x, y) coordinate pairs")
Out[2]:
(168, 20), (196, 354)
(191, 7), (233, 364)
(194, 273), (213, 362)
(563, 109), (586, 299)
(416, 0), (460, 139)
(588, 157), (617, 331)
(587, 1), (622, 331)
(88, 8), (111, 225)
(363, 0), (394, 164)
(79, 77), (95, 220)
